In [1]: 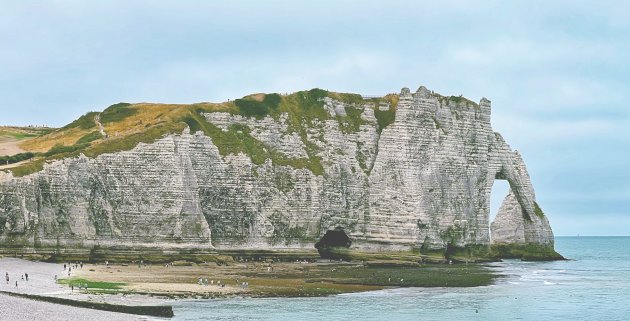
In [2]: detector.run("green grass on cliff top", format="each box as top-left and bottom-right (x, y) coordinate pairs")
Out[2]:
(4, 89), (477, 177)
(3, 90), (379, 177)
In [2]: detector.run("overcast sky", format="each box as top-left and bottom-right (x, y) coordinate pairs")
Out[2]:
(1, 1), (628, 235)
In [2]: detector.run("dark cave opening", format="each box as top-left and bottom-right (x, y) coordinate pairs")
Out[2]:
(315, 227), (351, 258)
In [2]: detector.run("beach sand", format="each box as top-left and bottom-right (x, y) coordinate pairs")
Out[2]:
(74, 262), (251, 297)
(0, 253), (496, 319)
(0, 257), (160, 320)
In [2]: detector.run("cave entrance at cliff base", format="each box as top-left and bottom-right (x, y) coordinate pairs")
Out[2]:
(314, 227), (352, 259)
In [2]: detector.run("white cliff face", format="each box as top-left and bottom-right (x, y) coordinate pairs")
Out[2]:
(0, 87), (555, 253)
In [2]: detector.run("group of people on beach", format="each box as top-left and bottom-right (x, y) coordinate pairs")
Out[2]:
(4, 271), (29, 288)
(62, 261), (84, 277)
(198, 278), (225, 288)
(69, 282), (89, 292)
(196, 277), (250, 289)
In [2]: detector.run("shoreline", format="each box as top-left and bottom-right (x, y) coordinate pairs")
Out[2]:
(0, 254), (499, 298)
(0, 253), (502, 319)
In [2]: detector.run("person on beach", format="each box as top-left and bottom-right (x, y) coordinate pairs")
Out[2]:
(5, 272), (9, 284)
(70, 284), (74, 292)
(63, 264), (66, 270)
(15, 281), (17, 288)
(25, 273), (28, 281)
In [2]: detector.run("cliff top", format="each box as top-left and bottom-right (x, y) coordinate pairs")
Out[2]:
(4, 87), (482, 177)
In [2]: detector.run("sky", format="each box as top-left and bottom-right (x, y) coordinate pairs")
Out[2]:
(1, 0), (628, 235)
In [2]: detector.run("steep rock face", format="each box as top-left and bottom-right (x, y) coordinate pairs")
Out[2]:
(0, 87), (556, 256)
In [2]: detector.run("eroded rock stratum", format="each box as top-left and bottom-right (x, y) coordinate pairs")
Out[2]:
(0, 86), (561, 259)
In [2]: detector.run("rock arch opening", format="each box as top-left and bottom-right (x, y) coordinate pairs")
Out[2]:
(489, 178), (510, 242)
(315, 227), (352, 259)
(490, 179), (510, 223)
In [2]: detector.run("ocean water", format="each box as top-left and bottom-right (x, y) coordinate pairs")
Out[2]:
(170, 237), (630, 320)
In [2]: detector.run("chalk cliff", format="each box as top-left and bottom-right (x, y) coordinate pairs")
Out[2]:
(0, 87), (560, 259)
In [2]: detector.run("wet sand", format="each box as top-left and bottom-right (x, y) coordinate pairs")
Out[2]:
(68, 256), (495, 297)
(74, 262), (251, 297)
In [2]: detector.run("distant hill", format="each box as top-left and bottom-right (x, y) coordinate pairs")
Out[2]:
(0, 126), (54, 164)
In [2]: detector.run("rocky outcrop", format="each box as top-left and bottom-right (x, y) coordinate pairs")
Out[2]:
(0, 86), (559, 259)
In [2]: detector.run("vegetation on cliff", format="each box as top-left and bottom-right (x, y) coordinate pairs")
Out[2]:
(0, 152), (35, 165)
(6, 89), (400, 177)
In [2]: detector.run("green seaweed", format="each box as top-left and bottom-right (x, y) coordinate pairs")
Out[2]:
(490, 243), (564, 261)
(58, 278), (126, 290)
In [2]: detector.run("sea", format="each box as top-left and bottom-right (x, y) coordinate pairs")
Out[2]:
(170, 237), (630, 321)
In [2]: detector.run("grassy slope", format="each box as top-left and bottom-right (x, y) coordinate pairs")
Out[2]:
(0, 126), (54, 140)
(5, 90), (407, 177)
(5, 89), (479, 178)
(0, 126), (54, 162)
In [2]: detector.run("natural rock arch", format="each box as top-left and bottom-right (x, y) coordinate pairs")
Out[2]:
(487, 133), (554, 246)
